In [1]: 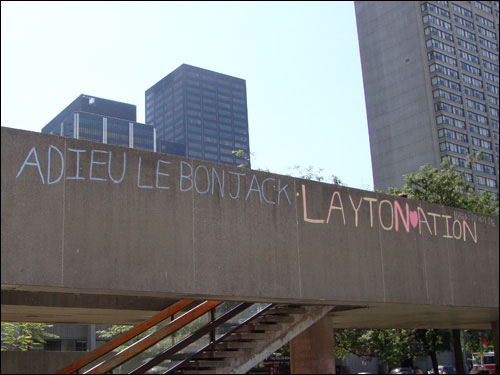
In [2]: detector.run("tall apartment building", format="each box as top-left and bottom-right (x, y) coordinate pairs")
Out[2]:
(42, 94), (156, 152)
(355, 1), (499, 197)
(146, 64), (251, 167)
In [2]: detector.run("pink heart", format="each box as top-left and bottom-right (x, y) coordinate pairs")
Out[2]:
(410, 210), (418, 228)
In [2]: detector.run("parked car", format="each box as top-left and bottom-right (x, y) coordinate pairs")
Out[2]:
(390, 368), (414, 374)
(426, 365), (457, 374)
(438, 365), (456, 374)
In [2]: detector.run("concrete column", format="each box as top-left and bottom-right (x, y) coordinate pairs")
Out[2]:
(492, 321), (499, 372)
(87, 325), (96, 352)
(290, 316), (335, 374)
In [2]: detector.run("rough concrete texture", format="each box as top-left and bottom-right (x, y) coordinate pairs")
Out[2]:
(290, 316), (336, 374)
(1, 127), (499, 327)
(1, 351), (87, 374)
(228, 305), (334, 374)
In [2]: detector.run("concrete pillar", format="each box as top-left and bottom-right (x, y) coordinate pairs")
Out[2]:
(87, 325), (96, 352)
(290, 316), (335, 374)
(492, 321), (499, 372)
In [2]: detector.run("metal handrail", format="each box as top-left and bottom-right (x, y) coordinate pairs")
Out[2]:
(130, 302), (253, 373)
(56, 299), (195, 374)
(164, 303), (274, 374)
(85, 300), (222, 374)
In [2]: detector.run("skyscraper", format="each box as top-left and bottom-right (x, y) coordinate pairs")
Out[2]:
(145, 64), (251, 167)
(355, 1), (499, 197)
(41, 94), (157, 352)
(42, 94), (156, 152)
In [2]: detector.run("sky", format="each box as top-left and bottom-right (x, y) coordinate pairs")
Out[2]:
(1, 1), (374, 190)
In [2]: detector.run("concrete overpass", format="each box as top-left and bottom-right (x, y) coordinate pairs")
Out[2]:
(1, 126), (499, 372)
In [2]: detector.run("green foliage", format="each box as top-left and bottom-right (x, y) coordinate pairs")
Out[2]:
(334, 328), (450, 371)
(463, 330), (494, 355)
(274, 343), (289, 357)
(288, 165), (344, 185)
(1, 322), (59, 351)
(232, 149), (252, 168)
(96, 325), (132, 340)
(375, 161), (498, 370)
(387, 160), (498, 215)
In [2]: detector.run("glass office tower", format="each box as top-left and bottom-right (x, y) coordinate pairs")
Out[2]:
(42, 94), (156, 152)
(145, 64), (251, 167)
(355, 1), (499, 197)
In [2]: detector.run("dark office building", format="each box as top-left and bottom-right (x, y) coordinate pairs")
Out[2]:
(42, 94), (156, 152)
(145, 64), (251, 167)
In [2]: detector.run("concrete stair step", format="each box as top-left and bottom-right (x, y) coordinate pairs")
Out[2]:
(184, 359), (226, 368)
(264, 306), (307, 315)
(257, 315), (294, 324)
(197, 349), (241, 359)
(216, 341), (255, 349)
(226, 332), (266, 340)
(174, 369), (218, 374)
(244, 323), (283, 331)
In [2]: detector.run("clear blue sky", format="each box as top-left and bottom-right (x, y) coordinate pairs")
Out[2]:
(1, 1), (374, 190)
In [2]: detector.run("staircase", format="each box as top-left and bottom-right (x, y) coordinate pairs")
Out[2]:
(57, 300), (334, 374)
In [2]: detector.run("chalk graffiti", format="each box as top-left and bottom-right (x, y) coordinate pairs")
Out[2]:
(15, 144), (292, 206)
(300, 184), (477, 243)
(14, 144), (481, 244)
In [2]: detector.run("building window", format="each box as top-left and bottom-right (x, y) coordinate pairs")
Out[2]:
(440, 141), (469, 154)
(471, 136), (492, 149)
(484, 71), (499, 83)
(455, 26), (476, 41)
(438, 127), (468, 142)
(467, 111), (489, 124)
(434, 102), (464, 116)
(465, 98), (487, 112)
(469, 123), (490, 137)
(457, 38), (478, 52)
(458, 49), (480, 64)
(474, 162), (496, 175)
(433, 88), (462, 103)
(482, 60), (499, 73)
(451, 3), (472, 18)
(477, 25), (497, 40)
(473, 1), (493, 15)
(481, 49), (499, 62)
(488, 95), (500, 106)
(436, 115), (466, 129)
(78, 113), (103, 142)
(460, 61), (481, 75)
(462, 73), (483, 87)
(429, 63), (459, 78)
(475, 13), (495, 28)
(453, 14), (474, 29)
(423, 14), (452, 30)
(464, 86), (485, 100)
(479, 37), (498, 51)
(424, 26), (454, 42)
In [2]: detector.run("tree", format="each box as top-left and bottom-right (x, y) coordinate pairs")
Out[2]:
(334, 328), (450, 374)
(288, 165), (343, 185)
(1, 322), (59, 351)
(231, 150), (253, 169)
(336, 161), (498, 374)
(387, 160), (498, 215)
(387, 160), (498, 374)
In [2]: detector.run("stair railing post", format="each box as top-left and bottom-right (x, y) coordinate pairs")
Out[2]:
(210, 308), (216, 343)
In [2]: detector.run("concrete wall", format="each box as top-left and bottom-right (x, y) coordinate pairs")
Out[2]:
(355, 1), (440, 191)
(1, 351), (86, 374)
(1, 127), (498, 315)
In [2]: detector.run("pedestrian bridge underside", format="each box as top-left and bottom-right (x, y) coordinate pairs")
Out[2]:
(1, 127), (499, 329)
